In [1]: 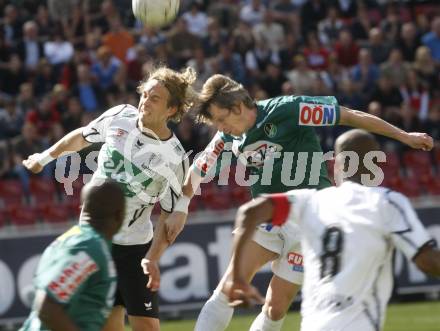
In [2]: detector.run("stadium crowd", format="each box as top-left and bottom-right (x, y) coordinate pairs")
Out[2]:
(0, 0), (440, 225)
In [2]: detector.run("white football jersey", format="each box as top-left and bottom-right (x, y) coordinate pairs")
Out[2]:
(270, 181), (434, 331)
(81, 104), (188, 245)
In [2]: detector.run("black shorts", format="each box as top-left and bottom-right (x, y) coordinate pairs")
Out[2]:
(112, 242), (159, 318)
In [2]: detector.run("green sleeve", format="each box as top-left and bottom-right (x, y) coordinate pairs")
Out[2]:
(290, 95), (340, 127)
(193, 131), (235, 178)
(37, 246), (100, 305)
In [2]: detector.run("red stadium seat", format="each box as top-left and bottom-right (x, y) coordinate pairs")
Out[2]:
(434, 148), (440, 168)
(30, 178), (57, 204)
(7, 204), (38, 226)
(42, 204), (72, 224)
(0, 179), (24, 204)
(425, 177), (440, 196)
(403, 150), (432, 173)
(390, 176), (421, 198)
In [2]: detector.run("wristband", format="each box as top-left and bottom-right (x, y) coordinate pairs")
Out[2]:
(174, 195), (191, 214)
(37, 150), (55, 167)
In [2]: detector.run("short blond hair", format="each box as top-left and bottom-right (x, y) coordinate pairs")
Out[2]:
(137, 66), (197, 123)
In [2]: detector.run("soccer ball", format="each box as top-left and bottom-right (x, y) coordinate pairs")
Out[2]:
(132, 0), (180, 28)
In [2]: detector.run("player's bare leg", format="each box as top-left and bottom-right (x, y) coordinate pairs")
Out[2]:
(194, 240), (278, 331)
(129, 315), (160, 331)
(102, 306), (126, 331)
(250, 275), (300, 331)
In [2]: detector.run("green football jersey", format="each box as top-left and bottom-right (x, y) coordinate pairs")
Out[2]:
(194, 95), (340, 196)
(21, 224), (116, 331)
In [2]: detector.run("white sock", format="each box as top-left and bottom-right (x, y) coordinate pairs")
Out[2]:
(194, 291), (234, 331)
(249, 311), (285, 331)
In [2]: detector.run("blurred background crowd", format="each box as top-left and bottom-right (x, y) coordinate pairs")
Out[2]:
(0, 0), (440, 225)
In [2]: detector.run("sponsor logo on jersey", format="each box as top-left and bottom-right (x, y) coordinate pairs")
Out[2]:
(288, 252), (304, 272)
(298, 103), (336, 126)
(47, 251), (98, 302)
(264, 123), (277, 138)
(135, 139), (144, 148)
(240, 141), (283, 168)
(195, 137), (225, 174)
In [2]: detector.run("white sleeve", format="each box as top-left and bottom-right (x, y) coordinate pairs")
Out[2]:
(159, 156), (189, 213)
(383, 190), (433, 260)
(82, 105), (127, 143)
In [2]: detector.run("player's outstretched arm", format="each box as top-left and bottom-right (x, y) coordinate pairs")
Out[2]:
(229, 197), (274, 306)
(35, 291), (81, 331)
(22, 127), (92, 174)
(413, 245), (440, 277)
(142, 210), (176, 291)
(339, 106), (434, 151)
(164, 166), (204, 243)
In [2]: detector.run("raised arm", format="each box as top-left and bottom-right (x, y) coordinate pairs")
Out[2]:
(339, 106), (434, 151)
(22, 127), (91, 174)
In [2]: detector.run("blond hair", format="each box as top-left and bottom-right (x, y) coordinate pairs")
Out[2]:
(137, 66), (197, 123)
(194, 74), (254, 123)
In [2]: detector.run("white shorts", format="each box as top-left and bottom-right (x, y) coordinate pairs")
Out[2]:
(252, 221), (303, 285)
(301, 314), (376, 331)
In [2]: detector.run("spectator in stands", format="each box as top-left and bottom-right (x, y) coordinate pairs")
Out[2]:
(187, 47), (214, 90)
(422, 16), (440, 62)
(126, 44), (150, 87)
(380, 48), (411, 88)
(369, 76), (404, 125)
(398, 22), (421, 62)
(258, 63), (288, 98)
(351, 48), (380, 95)
(400, 68), (431, 122)
(34, 58), (56, 97)
(303, 31), (330, 71)
(271, 0), (300, 37)
(413, 46), (438, 91)
(26, 95), (61, 137)
(43, 27), (74, 72)
(92, 0), (119, 34)
(167, 18), (201, 67)
(334, 29), (360, 68)
(368, 27), (391, 64)
(0, 53), (27, 96)
(245, 38), (280, 79)
(35, 4), (52, 41)
(278, 34), (299, 71)
(336, 78), (364, 110)
(318, 6), (344, 46)
(1, 4), (22, 47)
(301, 0), (327, 34)
(216, 43), (247, 85)
(0, 97), (24, 139)
(350, 4), (372, 41)
(207, 0), (239, 31)
(0, 139), (9, 178)
(91, 45), (124, 92)
(138, 26), (166, 54)
(253, 10), (284, 53)
(380, 4), (402, 43)
(286, 54), (316, 94)
(202, 19), (228, 58)
(230, 20), (255, 59)
(182, 2), (209, 38)
(61, 96), (84, 133)
(11, 122), (50, 196)
(16, 82), (37, 115)
(102, 15), (134, 63)
(240, 0), (266, 27)
(16, 21), (43, 72)
(73, 62), (104, 112)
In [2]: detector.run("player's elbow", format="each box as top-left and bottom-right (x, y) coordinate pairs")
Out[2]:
(236, 202), (260, 230)
(414, 246), (440, 277)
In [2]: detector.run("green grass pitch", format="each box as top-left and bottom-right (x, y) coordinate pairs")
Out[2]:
(124, 301), (440, 331)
